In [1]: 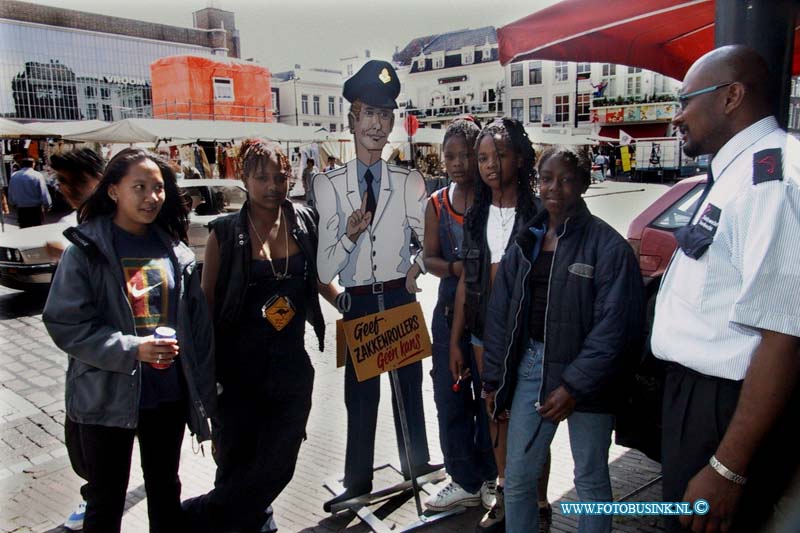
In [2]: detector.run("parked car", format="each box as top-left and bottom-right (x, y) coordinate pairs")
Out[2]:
(627, 174), (707, 295)
(616, 174), (707, 463)
(0, 179), (247, 291)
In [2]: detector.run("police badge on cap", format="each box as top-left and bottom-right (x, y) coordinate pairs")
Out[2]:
(343, 60), (401, 109)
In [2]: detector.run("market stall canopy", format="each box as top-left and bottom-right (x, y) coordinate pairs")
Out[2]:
(388, 126), (445, 145)
(525, 127), (603, 146)
(27, 120), (107, 137)
(0, 117), (55, 138)
(61, 118), (338, 144)
(497, 0), (800, 80)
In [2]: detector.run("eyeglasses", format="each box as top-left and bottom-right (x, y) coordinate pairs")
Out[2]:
(677, 82), (735, 111)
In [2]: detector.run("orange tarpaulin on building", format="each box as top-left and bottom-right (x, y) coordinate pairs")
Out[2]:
(151, 55), (273, 122)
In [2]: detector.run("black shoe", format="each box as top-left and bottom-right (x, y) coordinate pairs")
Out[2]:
(323, 483), (372, 513)
(403, 462), (444, 480)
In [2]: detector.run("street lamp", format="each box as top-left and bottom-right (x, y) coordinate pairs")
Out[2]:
(293, 75), (301, 126)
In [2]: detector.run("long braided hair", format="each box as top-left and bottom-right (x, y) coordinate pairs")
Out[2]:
(464, 117), (537, 249)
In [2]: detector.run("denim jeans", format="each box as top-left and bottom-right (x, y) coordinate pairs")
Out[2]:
(430, 301), (496, 493)
(505, 341), (614, 533)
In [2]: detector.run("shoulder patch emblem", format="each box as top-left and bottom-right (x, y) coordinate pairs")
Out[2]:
(568, 263), (594, 279)
(753, 148), (783, 185)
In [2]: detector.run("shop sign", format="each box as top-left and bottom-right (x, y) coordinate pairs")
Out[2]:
(102, 75), (148, 86)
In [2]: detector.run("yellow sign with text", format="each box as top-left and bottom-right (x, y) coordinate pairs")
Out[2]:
(339, 302), (432, 382)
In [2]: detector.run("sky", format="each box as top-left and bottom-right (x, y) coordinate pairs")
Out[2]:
(26, 0), (561, 72)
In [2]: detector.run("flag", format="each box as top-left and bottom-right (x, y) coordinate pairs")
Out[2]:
(619, 129), (633, 146)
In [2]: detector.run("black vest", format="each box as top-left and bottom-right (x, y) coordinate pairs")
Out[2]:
(211, 201), (325, 350)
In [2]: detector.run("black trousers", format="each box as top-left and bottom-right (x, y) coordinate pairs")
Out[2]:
(661, 364), (799, 533)
(64, 401), (187, 533)
(16, 206), (43, 228)
(183, 355), (314, 533)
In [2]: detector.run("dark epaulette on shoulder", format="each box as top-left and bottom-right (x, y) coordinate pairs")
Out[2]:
(63, 227), (105, 262)
(753, 148), (783, 185)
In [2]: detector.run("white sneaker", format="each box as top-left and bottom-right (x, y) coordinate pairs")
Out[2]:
(424, 480), (481, 511)
(64, 501), (86, 531)
(481, 479), (497, 510)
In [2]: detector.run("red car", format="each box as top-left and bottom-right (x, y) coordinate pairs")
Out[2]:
(627, 174), (708, 296)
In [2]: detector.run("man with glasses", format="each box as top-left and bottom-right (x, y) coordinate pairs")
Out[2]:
(652, 45), (800, 533)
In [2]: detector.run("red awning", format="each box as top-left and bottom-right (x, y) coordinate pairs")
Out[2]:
(599, 124), (670, 140)
(497, 0), (800, 80)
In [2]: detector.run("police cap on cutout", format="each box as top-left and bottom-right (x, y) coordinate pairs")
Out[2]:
(343, 60), (400, 109)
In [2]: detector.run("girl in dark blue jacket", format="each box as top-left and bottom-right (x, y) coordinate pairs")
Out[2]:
(482, 148), (643, 533)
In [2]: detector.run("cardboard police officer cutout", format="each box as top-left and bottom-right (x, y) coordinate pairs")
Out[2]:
(313, 60), (431, 381)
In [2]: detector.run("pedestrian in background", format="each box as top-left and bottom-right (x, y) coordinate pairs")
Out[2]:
(652, 45), (800, 533)
(182, 139), (338, 532)
(45, 147), (105, 531)
(449, 117), (545, 532)
(42, 148), (216, 533)
(423, 117), (497, 513)
(8, 157), (51, 227)
(482, 147), (643, 533)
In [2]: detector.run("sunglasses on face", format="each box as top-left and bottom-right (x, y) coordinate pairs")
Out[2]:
(677, 82), (735, 111)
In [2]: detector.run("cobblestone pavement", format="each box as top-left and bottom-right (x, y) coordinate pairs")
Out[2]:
(0, 182), (667, 532)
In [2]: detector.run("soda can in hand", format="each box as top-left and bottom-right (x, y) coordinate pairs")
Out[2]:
(152, 326), (176, 370)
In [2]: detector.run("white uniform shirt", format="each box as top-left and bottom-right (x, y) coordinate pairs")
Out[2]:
(314, 159), (426, 287)
(651, 116), (800, 380)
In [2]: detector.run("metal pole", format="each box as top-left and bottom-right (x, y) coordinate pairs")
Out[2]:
(715, 0), (797, 129)
(574, 64), (579, 129)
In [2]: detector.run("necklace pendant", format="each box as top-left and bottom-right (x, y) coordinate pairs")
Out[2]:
(275, 272), (287, 280)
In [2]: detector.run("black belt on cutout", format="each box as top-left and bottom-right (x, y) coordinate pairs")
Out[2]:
(345, 277), (405, 295)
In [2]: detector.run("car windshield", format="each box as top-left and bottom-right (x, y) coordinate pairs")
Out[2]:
(651, 183), (706, 230)
(184, 185), (246, 216)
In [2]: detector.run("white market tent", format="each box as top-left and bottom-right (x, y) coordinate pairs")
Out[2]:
(59, 118), (338, 145)
(525, 127), (607, 146)
(27, 120), (108, 137)
(0, 117), (53, 138)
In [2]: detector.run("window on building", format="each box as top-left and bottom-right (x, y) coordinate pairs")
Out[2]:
(313, 96), (320, 115)
(511, 98), (524, 122)
(577, 63), (591, 77)
(528, 97), (542, 123)
(511, 64), (523, 87)
(577, 92), (591, 122)
(555, 62), (569, 82)
(301, 94), (309, 114)
(330, 123), (337, 132)
(100, 87), (110, 100)
(86, 103), (98, 120)
(602, 78), (617, 98)
(328, 96), (335, 115)
(529, 61), (542, 84)
(417, 56), (425, 70)
(213, 77), (234, 101)
(627, 66), (643, 74)
(554, 95), (570, 122)
(482, 47), (491, 61)
(433, 55), (444, 69)
(463, 51), (474, 65)
(627, 76), (643, 96)
(347, 64), (354, 77)
(102, 104), (113, 121)
(85, 86), (95, 99)
(602, 64), (616, 76)
(339, 97), (344, 114)
(303, 122), (310, 126)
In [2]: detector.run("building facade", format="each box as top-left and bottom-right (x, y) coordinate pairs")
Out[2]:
(272, 66), (346, 132)
(394, 27), (504, 129)
(0, 0), (240, 121)
(504, 58), (681, 140)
